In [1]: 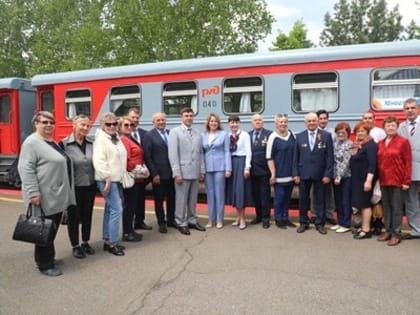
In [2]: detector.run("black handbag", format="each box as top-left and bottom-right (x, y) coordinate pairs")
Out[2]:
(12, 204), (55, 247)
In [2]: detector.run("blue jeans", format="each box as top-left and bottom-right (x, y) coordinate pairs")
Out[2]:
(97, 181), (123, 244)
(205, 171), (226, 222)
(273, 183), (294, 221)
(333, 177), (352, 228)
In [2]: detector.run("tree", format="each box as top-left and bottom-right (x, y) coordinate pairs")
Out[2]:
(270, 20), (313, 51)
(0, 0), (274, 78)
(0, 0), (31, 77)
(320, 0), (403, 46)
(406, 20), (420, 40)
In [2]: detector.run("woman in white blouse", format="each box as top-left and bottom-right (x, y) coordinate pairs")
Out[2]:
(225, 115), (252, 230)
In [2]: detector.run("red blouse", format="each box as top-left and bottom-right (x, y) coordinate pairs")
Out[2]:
(377, 135), (411, 187)
(121, 135), (145, 182)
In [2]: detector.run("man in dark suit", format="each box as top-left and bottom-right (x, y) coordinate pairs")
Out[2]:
(143, 112), (176, 234)
(127, 108), (152, 231)
(249, 114), (272, 228)
(293, 112), (334, 235)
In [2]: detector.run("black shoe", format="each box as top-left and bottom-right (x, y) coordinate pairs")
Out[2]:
(107, 245), (125, 256)
(134, 222), (153, 230)
(250, 218), (262, 225)
(72, 246), (86, 259)
(309, 217), (316, 224)
(326, 218), (337, 225)
(373, 226), (382, 236)
(285, 219), (296, 228)
(103, 243), (126, 251)
(316, 225), (327, 235)
(275, 220), (287, 229)
(262, 221), (270, 229)
(297, 224), (309, 233)
(353, 230), (372, 239)
(167, 221), (178, 228)
(81, 243), (95, 255)
(159, 225), (168, 234)
(40, 267), (62, 277)
(178, 226), (191, 235)
(122, 232), (143, 242)
(401, 234), (420, 240)
(188, 222), (206, 231)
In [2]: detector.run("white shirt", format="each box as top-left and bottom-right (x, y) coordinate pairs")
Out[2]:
(230, 130), (252, 169)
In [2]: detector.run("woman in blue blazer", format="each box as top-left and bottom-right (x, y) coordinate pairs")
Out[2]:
(202, 113), (232, 229)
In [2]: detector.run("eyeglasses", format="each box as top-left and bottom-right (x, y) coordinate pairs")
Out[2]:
(104, 122), (118, 127)
(38, 120), (55, 125)
(123, 123), (134, 128)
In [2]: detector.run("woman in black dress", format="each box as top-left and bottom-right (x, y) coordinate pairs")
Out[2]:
(350, 121), (377, 239)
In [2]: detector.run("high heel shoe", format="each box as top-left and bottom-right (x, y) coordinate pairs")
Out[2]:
(353, 230), (372, 239)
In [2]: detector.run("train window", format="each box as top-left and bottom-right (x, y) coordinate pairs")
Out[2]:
(163, 81), (197, 115)
(292, 72), (338, 113)
(110, 85), (141, 117)
(0, 95), (11, 123)
(223, 77), (263, 114)
(41, 92), (54, 113)
(65, 90), (91, 119)
(372, 67), (420, 110)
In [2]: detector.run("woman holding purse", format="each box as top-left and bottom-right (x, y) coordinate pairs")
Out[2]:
(18, 111), (75, 276)
(119, 116), (149, 242)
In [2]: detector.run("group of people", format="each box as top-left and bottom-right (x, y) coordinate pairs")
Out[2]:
(17, 98), (420, 277)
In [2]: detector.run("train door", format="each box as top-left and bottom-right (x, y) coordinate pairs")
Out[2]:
(0, 91), (18, 155)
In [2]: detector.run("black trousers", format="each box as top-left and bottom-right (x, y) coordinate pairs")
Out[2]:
(299, 179), (326, 226)
(35, 212), (62, 271)
(67, 185), (96, 247)
(130, 183), (146, 227)
(251, 174), (271, 222)
(152, 178), (175, 226)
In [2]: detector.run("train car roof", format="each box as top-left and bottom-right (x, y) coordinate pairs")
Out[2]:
(31, 40), (420, 86)
(0, 78), (33, 90)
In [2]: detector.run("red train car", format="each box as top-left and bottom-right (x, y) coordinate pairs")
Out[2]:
(0, 78), (36, 185)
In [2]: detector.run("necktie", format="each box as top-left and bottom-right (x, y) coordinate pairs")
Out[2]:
(254, 131), (259, 145)
(161, 130), (168, 144)
(309, 131), (315, 150)
(187, 128), (192, 137)
(410, 121), (416, 136)
(132, 130), (140, 143)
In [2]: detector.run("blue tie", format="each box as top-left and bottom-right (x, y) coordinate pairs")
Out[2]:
(161, 130), (168, 144)
(309, 131), (315, 151)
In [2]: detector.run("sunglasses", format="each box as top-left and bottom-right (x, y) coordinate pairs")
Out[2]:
(38, 120), (55, 125)
(105, 122), (118, 127)
(123, 123), (134, 128)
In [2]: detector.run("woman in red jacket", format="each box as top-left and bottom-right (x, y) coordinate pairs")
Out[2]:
(377, 116), (412, 246)
(119, 117), (150, 242)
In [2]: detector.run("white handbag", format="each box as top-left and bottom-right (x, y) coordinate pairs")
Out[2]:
(121, 171), (135, 188)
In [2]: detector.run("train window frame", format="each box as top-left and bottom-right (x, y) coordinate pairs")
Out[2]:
(222, 76), (264, 115)
(162, 81), (198, 116)
(40, 91), (54, 113)
(110, 85), (141, 117)
(371, 67), (420, 111)
(65, 89), (92, 119)
(291, 72), (339, 113)
(0, 94), (11, 124)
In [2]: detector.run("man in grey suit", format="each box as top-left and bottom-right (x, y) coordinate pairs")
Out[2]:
(398, 98), (420, 239)
(168, 107), (206, 235)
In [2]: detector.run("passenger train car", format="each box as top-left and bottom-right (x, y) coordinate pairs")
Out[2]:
(1, 40), (420, 185)
(0, 78), (35, 185)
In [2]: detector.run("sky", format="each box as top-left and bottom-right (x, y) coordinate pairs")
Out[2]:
(258, 0), (420, 51)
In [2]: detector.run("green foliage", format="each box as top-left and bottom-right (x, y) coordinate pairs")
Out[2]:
(0, 0), (274, 78)
(270, 20), (314, 51)
(320, 0), (403, 46)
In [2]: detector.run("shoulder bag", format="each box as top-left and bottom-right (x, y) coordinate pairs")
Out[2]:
(121, 171), (135, 188)
(12, 204), (55, 247)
